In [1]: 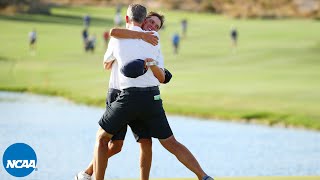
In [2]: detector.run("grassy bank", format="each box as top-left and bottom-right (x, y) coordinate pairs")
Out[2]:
(121, 177), (320, 180)
(1, 6), (320, 130)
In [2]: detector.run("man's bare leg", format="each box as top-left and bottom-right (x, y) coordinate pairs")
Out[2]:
(84, 160), (94, 176)
(93, 128), (113, 180)
(84, 140), (124, 176)
(139, 139), (152, 180)
(159, 135), (207, 180)
(83, 139), (152, 180)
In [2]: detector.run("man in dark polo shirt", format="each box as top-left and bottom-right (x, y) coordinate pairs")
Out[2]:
(89, 4), (214, 180)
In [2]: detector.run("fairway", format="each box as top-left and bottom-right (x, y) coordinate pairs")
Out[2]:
(1, 6), (320, 130)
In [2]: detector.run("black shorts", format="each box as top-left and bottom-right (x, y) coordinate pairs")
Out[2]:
(106, 88), (155, 141)
(30, 39), (36, 45)
(173, 42), (179, 48)
(99, 87), (173, 140)
(106, 89), (126, 141)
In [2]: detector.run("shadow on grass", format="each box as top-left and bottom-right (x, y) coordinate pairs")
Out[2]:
(0, 56), (10, 61)
(0, 13), (113, 27)
(241, 112), (281, 125)
(242, 112), (273, 120)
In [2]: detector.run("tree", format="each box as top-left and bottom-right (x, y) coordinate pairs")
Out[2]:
(0, 0), (50, 14)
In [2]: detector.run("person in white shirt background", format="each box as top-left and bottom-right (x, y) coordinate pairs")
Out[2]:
(29, 29), (37, 51)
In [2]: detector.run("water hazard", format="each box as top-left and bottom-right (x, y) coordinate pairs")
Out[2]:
(0, 92), (319, 179)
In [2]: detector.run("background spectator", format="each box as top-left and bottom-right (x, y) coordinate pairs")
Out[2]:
(82, 28), (89, 51)
(172, 33), (180, 54)
(83, 14), (91, 28)
(86, 34), (96, 53)
(181, 19), (187, 37)
(230, 27), (238, 48)
(29, 28), (37, 51)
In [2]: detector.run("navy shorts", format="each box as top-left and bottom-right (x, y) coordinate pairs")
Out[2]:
(106, 89), (127, 141)
(99, 87), (173, 140)
(106, 88), (159, 141)
(30, 39), (36, 45)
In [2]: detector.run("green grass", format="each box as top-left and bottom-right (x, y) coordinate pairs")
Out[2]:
(122, 177), (320, 180)
(1, 6), (320, 130)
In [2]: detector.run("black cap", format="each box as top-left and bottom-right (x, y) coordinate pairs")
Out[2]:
(163, 68), (172, 84)
(121, 59), (147, 78)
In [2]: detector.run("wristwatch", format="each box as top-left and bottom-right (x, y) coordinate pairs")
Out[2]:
(146, 61), (158, 66)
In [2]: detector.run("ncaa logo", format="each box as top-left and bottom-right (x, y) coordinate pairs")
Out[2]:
(2, 143), (37, 177)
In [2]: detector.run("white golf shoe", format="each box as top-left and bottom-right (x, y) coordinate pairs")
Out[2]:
(74, 171), (91, 180)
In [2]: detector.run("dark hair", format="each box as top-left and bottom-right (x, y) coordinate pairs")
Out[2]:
(127, 4), (147, 23)
(146, 11), (165, 29)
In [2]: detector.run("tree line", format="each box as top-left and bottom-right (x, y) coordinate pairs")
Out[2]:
(1, 0), (319, 19)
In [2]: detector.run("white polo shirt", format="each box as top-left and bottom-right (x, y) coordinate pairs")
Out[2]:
(103, 40), (119, 89)
(104, 26), (164, 90)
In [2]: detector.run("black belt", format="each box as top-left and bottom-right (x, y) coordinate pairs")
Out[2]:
(123, 86), (159, 92)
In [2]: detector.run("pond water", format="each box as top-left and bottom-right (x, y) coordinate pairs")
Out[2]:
(0, 91), (319, 180)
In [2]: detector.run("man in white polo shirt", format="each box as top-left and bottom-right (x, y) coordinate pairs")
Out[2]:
(90, 4), (214, 180)
(75, 12), (171, 180)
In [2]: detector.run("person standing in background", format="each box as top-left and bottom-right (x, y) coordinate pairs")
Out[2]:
(82, 28), (89, 51)
(83, 14), (91, 28)
(114, 12), (122, 26)
(230, 27), (238, 47)
(29, 29), (37, 51)
(114, 4), (123, 27)
(86, 34), (96, 53)
(181, 19), (187, 38)
(172, 33), (180, 54)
